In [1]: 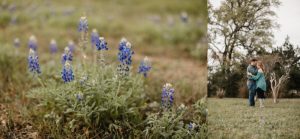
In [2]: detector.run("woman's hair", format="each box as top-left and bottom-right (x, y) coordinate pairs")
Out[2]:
(257, 61), (265, 72)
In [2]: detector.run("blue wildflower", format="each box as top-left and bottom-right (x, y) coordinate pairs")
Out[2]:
(61, 61), (74, 83)
(138, 56), (151, 77)
(161, 83), (175, 110)
(68, 40), (75, 53)
(96, 37), (108, 51)
(61, 47), (73, 64)
(118, 41), (134, 65)
(118, 38), (127, 51)
(188, 122), (196, 130)
(180, 11), (188, 23)
(117, 38), (134, 77)
(10, 16), (17, 25)
(78, 16), (88, 32)
(8, 4), (16, 13)
(28, 35), (37, 50)
(49, 39), (57, 54)
(91, 29), (99, 48)
(14, 38), (20, 48)
(28, 48), (41, 74)
(79, 75), (88, 85)
(75, 93), (83, 101)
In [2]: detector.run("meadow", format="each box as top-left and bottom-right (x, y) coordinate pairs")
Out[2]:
(0, 0), (208, 138)
(208, 98), (300, 139)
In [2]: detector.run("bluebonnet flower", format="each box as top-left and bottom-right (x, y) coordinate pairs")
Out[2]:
(96, 37), (108, 51)
(117, 38), (134, 77)
(188, 122), (196, 130)
(61, 61), (74, 83)
(118, 41), (134, 65)
(91, 29), (99, 48)
(49, 39), (58, 54)
(14, 38), (20, 48)
(61, 47), (73, 64)
(10, 16), (17, 25)
(28, 35), (37, 50)
(28, 48), (41, 74)
(78, 16), (88, 32)
(68, 40), (75, 53)
(79, 75), (88, 85)
(8, 4), (16, 13)
(78, 16), (88, 48)
(180, 11), (188, 23)
(138, 56), (151, 77)
(161, 83), (175, 110)
(118, 38), (127, 50)
(96, 37), (108, 66)
(75, 93), (83, 101)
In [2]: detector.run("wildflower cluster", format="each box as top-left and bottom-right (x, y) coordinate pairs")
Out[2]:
(138, 56), (151, 77)
(49, 39), (57, 54)
(28, 35), (37, 50)
(22, 15), (208, 138)
(28, 48), (41, 74)
(161, 83), (175, 110)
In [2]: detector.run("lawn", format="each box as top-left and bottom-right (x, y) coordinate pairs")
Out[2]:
(208, 98), (300, 139)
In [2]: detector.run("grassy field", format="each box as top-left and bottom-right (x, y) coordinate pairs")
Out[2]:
(208, 98), (300, 139)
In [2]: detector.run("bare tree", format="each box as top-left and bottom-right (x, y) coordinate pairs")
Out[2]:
(270, 69), (290, 103)
(268, 36), (299, 103)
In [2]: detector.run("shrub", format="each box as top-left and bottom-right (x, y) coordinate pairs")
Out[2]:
(144, 97), (208, 139)
(27, 65), (146, 138)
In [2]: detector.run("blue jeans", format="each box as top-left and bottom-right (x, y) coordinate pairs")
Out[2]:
(247, 81), (256, 106)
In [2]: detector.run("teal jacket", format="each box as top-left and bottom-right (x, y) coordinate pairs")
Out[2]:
(250, 70), (267, 91)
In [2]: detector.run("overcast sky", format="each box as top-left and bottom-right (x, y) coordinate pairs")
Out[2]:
(209, 0), (300, 47)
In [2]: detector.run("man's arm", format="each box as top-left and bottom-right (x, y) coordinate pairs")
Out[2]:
(248, 66), (258, 75)
(247, 66), (257, 79)
(250, 72), (261, 81)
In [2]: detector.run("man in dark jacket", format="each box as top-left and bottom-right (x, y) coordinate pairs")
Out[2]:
(247, 58), (258, 106)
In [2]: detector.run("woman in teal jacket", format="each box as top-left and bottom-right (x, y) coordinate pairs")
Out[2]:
(249, 61), (267, 108)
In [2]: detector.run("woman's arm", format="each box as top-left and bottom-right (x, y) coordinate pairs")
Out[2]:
(250, 72), (262, 80)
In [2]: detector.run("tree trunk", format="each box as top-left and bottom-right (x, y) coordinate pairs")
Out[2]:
(270, 72), (289, 103)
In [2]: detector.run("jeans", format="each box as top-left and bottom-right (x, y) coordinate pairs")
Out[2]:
(247, 81), (256, 106)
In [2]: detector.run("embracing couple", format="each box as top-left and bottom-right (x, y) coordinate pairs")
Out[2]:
(247, 58), (267, 108)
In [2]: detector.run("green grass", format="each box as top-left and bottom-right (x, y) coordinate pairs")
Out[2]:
(208, 98), (300, 139)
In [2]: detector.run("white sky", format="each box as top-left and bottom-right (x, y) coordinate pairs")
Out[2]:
(209, 0), (300, 47)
